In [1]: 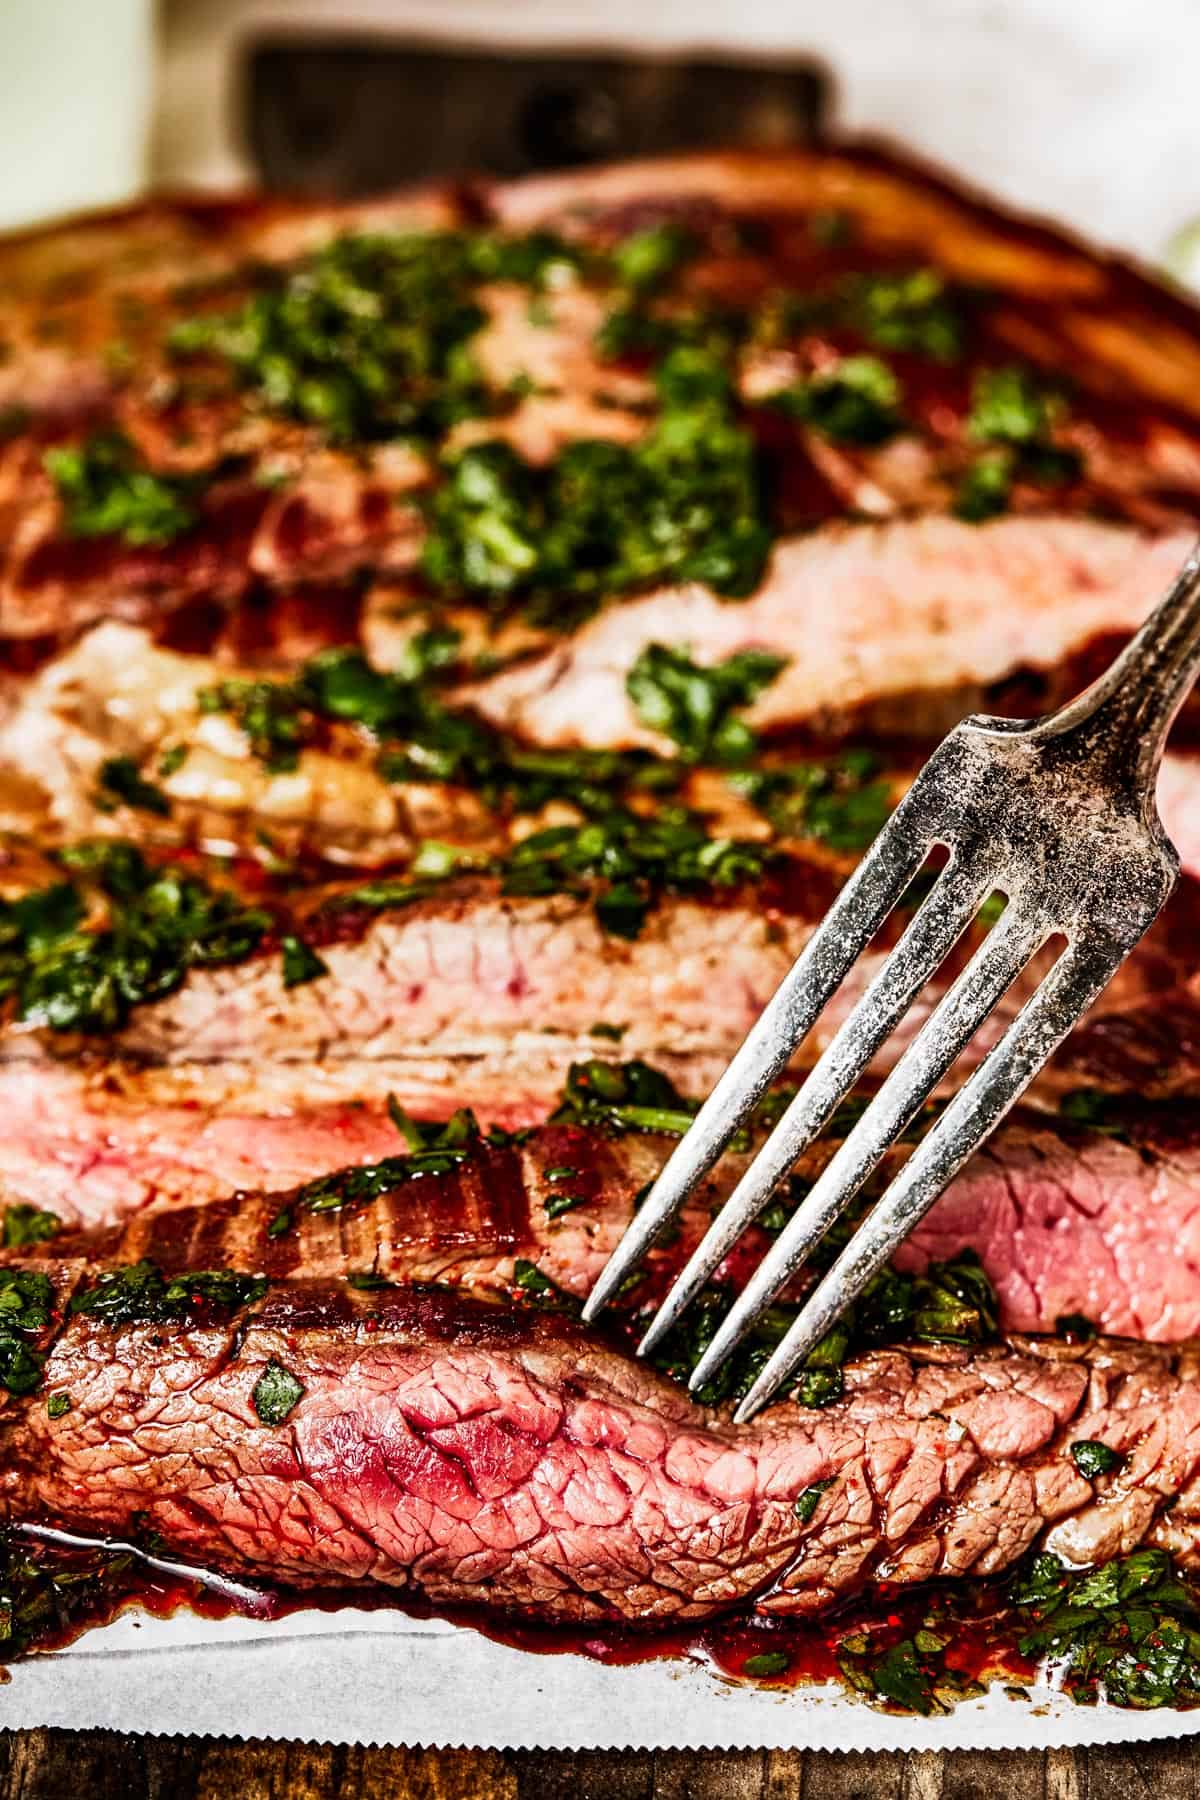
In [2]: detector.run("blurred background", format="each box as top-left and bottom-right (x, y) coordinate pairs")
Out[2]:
(1, 0), (1198, 276)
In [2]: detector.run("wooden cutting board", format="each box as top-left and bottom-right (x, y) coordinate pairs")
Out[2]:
(0, 1737), (1194, 1799)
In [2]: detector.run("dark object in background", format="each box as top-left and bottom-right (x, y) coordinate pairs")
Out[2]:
(246, 40), (829, 194)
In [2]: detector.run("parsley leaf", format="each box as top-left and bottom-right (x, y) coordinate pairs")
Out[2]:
(770, 356), (903, 446)
(1070, 1440), (1124, 1479)
(1, 1206), (61, 1249)
(423, 348), (772, 617)
(0, 844), (270, 1035)
(69, 1262), (267, 1326)
(0, 1269), (56, 1397)
(626, 643), (786, 764)
(279, 934), (328, 989)
(953, 451), (1012, 523)
(1010, 1549), (1200, 1708)
(730, 748), (894, 851)
(169, 230), (585, 444)
(793, 1479), (835, 1524)
(549, 1059), (698, 1137)
(850, 269), (965, 362)
(44, 433), (199, 547)
(252, 1359), (304, 1425)
(95, 757), (171, 817)
(742, 1650), (791, 1679)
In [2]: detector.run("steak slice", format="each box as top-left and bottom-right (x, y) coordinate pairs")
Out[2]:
(3, 1276), (1199, 1622)
(455, 519), (1194, 749)
(17, 1098), (1200, 1343)
(5, 851), (1194, 1078)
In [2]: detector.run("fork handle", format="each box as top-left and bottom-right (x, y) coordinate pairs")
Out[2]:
(1034, 536), (1200, 795)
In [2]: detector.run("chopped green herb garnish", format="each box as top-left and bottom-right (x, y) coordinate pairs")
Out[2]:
(293, 1109), (486, 1216)
(730, 748), (894, 852)
(953, 452), (1012, 523)
(612, 224), (696, 291)
(770, 355), (903, 446)
(845, 1639), (941, 1715)
(157, 744), (190, 779)
(392, 624), (463, 684)
(423, 347), (771, 618)
(0, 1338), (45, 1399)
(267, 1208), (291, 1240)
(1010, 1549), (1200, 1708)
(95, 757), (171, 817)
(0, 1270), (55, 1335)
(44, 432), (199, 546)
(645, 1250), (997, 1410)
(1070, 1440), (1124, 1479)
(346, 1271), (393, 1291)
(512, 1258), (558, 1297)
(1, 1205), (61, 1249)
(279, 934), (328, 989)
(0, 1531), (139, 1660)
(0, 843), (270, 1035)
(386, 1094), (425, 1149)
(499, 806), (768, 938)
(69, 1262), (267, 1326)
(0, 1268), (56, 1397)
(45, 1393), (71, 1420)
(589, 1021), (627, 1041)
(169, 229), (586, 444)
(1056, 1313), (1097, 1340)
(968, 366), (1054, 445)
(252, 1358), (304, 1425)
(1057, 1088), (1129, 1140)
(543, 1191), (588, 1221)
(851, 268), (965, 362)
(197, 677), (309, 772)
(742, 1650), (791, 1679)
(626, 643), (786, 765)
(550, 1059), (698, 1137)
(793, 1478), (835, 1524)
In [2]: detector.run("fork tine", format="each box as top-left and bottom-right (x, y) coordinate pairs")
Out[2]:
(686, 900), (1050, 1395)
(637, 857), (992, 1356)
(730, 932), (1127, 1423)
(579, 800), (930, 1323)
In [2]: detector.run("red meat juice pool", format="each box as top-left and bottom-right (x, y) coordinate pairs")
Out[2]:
(4, 1523), (1034, 1706)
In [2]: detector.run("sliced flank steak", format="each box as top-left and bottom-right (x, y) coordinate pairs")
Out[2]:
(1, 1268), (1199, 1623)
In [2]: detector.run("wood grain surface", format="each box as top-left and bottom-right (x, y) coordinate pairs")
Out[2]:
(1, 1736), (1198, 1799)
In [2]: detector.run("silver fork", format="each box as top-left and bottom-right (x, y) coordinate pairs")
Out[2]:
(582, 540), (1200, 1423)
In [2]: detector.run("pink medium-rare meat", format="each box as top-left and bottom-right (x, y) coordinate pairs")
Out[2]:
(0, 883), (817, 1069)
(4, 1277), (1200, 1621)
(456, 519), (1195, 749)
(896, 1107), (1200, 1341)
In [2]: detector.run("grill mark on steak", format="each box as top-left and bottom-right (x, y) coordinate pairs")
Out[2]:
(37, 1126), (718, 1303)
(4, 1278), (1200, 1622)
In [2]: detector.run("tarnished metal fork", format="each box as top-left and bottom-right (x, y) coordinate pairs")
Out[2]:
(583, 540), (1200, 1423)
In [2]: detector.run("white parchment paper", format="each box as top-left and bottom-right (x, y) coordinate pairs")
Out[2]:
(4, 1604), (1200, 1750)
